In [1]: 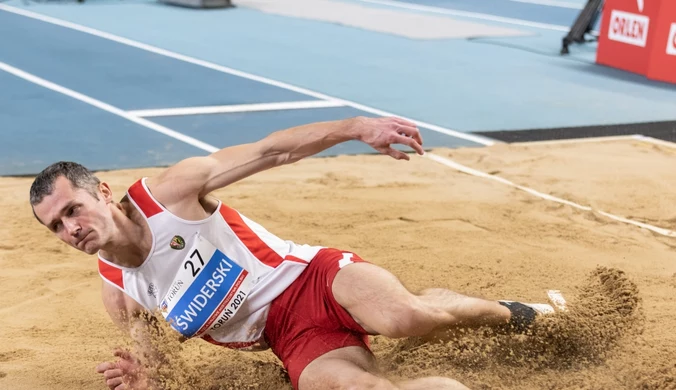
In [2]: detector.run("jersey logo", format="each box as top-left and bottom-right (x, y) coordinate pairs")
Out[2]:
(147, 283), (157, 298)
(170, 235), (185, 250)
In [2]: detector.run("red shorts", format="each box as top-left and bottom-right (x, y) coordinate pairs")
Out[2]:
(264, 248), (371, 389)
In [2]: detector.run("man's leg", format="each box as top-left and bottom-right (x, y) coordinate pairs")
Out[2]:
(298, 346), (469, 390)
(332, 261), (532, 338)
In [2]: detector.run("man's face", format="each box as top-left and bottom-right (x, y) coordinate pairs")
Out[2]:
(33, 176), (113, 255)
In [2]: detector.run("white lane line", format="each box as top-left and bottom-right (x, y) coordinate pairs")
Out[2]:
(632, 135), (676, 149)
(423, 152), (676, 238)
(351, 0), (571, 32)
(0, 61), (219, 153)
(0, 4), (494, 146)
(128, 100), (346, 118)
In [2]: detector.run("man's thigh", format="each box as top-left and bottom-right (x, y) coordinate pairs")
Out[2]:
(332, 261), (420, 336)
(298, 346), (395, 390)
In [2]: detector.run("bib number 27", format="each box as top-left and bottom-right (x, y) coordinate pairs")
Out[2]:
(185, 249), (205, 277)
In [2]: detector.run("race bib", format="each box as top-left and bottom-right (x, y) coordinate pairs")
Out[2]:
(159, 234), (252, 338)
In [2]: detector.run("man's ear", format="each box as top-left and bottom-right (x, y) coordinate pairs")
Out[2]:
(99, 182), (114, 203)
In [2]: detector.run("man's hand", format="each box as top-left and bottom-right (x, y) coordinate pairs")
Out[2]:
(95, 348), (150, 390)
(354, 116), (424, 160)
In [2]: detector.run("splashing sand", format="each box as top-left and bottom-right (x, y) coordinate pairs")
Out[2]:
(372, 266), (647, 389)
(118, 312), (291, 390)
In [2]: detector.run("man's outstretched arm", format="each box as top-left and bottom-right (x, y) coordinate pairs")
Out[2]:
(146, 116), (423, 205)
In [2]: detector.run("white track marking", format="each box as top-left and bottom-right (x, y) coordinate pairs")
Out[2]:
(632, 135), (676, 149)
(128, 100), (345, 118)
(0, 61), (219, 153)
(423, 152), (676, 237)
(0, 3), (494, 146)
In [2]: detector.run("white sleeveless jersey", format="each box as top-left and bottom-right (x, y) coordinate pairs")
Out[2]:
(98, 178), (323, 349)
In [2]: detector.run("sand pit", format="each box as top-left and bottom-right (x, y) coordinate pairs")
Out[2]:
(1, 139), (675, 389)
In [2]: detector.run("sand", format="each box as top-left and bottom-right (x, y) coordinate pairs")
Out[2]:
(1, 138), (676, 390)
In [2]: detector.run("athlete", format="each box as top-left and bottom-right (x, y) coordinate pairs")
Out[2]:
(30, 116), (551, 390)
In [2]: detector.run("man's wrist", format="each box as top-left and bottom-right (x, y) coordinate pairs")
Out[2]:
(342, 116), (366, 142)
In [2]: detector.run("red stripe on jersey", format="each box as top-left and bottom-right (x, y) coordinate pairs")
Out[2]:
(284, 255), (309, 264)
(219, 205), (283, 268)
(127, 179), (162, 218)
(98, 259), (124, 290)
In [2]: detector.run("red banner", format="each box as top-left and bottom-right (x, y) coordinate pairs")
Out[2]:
(645, 0), (676, 83)
(596, 0), (676, 84)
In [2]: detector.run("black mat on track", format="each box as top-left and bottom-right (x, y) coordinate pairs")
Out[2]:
(473, 121), (676, 143)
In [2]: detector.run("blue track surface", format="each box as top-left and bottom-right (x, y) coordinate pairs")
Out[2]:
(0, 10), (317, 110)
(0, 71), (204, 173)
(1, 0), (675, 176)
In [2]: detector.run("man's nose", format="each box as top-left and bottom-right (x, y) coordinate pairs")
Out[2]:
(65, 219), (81, 237)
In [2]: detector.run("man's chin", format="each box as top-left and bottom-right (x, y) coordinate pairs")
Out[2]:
(80, 241), (99, 255)
(83, 247), (99, 255)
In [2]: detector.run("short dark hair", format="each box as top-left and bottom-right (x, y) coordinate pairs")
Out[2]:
(29, 161), (101, 207)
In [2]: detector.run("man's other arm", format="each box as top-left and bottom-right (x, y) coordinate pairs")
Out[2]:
(146, 116), (423, 205)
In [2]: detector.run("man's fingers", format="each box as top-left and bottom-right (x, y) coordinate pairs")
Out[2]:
(113, 348), (133, 361)
(410, 129), (424, 148)
(107, 377), (124, 389)
(96, 362), (116, 373)
(104, 369), (124, 380)
(411, 131), (424, 148)
(375, 144), (412, 161)
(392, 122), (424, 148)
(393, 134), (424, 155)
(386, 147), (410, 161)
